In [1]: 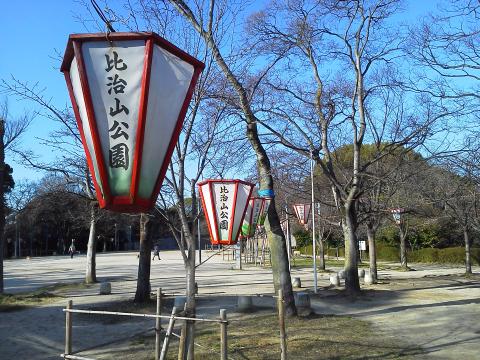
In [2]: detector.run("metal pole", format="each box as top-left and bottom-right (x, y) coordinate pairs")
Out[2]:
(197, 198), (202, 265)
(15, 215), (18, 258)
(285, 206), (291, 271)
(310, 150), (318, 293)
(155, 288), (162, 360)
(220, 309), (228, 360)
(65, 300), (73, 356)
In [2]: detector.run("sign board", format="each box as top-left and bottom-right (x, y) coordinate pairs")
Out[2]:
(359, 240), (366, 251)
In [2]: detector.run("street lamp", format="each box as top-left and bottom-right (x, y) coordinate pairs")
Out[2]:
(61, 32), (205, 212)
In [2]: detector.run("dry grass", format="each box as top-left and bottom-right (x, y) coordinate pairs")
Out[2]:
(113, 311), (423, 359)
(0, 289), (58, 312)
(0, 282), (95, 312)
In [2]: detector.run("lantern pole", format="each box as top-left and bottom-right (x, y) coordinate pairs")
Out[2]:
(310, 150), (318, 293)
(197, 197), (202, 265)
(285, 205), (292, 271)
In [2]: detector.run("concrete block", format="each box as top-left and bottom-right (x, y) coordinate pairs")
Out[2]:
(338, 270), (345, 279)
(295, 292), (312, 316)
(358, 269), (365, 278)
(237, 296), (253, 312)
(364, 273), (374, 285)
(99, 282), (111, 295)
(330, 274), (340, 287)
(292, 277), (302, 288)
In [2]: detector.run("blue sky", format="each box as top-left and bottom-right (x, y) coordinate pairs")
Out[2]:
(0, 0), (441, 184)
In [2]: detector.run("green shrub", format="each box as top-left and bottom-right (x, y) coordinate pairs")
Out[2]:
(375, 242), (399, 262)
(409, 247), (480, 265)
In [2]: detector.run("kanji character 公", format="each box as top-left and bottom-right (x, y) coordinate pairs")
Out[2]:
(109, 120), (129, 140)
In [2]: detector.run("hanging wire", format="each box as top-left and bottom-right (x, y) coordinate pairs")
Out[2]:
(90, 0), (116, 32)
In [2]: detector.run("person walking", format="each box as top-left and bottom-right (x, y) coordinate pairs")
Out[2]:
(68, 240), (76, 259)
(152, 244), (161, 260)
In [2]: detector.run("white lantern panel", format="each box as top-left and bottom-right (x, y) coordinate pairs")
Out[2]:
(82, 40), (145, 196)
(199, 183), (218, 243)
(69, 57), (104, 197)
(138, 44), (195, 198)
(231, 184), (252, 240)
(213, 183), (236, 240)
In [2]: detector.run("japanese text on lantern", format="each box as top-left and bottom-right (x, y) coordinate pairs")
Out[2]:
(105, 50), (130, 170)
(219, 185), (229, 231)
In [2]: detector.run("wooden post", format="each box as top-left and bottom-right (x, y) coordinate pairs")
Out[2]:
(160, 307), (177, 360)
(177, 303), (188, 360)
(65, 300), (73, 356)
(278, 289), (287, 360)
(155, 288), (162, 360)
(220, 309), (228, 360)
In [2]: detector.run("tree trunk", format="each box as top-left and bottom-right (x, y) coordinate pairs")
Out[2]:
(464, 227), (472, 275)
(343, 201), (360, 295)
(135, 214), (151, 302)
(318, 235), (325, 271)
(399, 226), (408, 269)
(366, 223), (378, 283)
(265, 197), (296, 316)
(85, 203), (97, 284)
(0, 120), (5, 294)
(183, 243), (196, 360)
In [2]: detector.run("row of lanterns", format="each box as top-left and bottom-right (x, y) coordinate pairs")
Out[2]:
(61, 32), (402, 247)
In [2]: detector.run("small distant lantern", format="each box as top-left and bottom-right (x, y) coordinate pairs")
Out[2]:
(241, 197), (265, 238)
(257, 198), (272, 226)
(61, 32), (204, 212)
(198, 179), (254, 245)
(391, 208), (405, 225)
(293, 203), (311, 227)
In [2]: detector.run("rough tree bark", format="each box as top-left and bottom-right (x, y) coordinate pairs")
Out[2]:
(85, 203), (97, 283)
(343, 201), (360, 294)
(399, 225), (408, 269)
(464, 226), (472, 275)
(366, 222), (378, 283)
(135, 213), (152, 302)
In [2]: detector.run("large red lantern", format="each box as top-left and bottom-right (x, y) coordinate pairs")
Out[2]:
(293, 203), (311, 226)
(60, 32), (204, 212)
(241, 197), (265, 238)
(198, 179), (254, 245)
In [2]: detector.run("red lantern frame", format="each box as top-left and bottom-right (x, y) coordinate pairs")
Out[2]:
(198, 179), (254, 245)
(60, 32), (205, 212)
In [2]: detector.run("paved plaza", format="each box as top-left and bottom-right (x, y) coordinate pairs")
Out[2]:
(1, 251), (479, 359)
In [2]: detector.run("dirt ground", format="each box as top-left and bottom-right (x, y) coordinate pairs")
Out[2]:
(0, 252), (479, 359)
